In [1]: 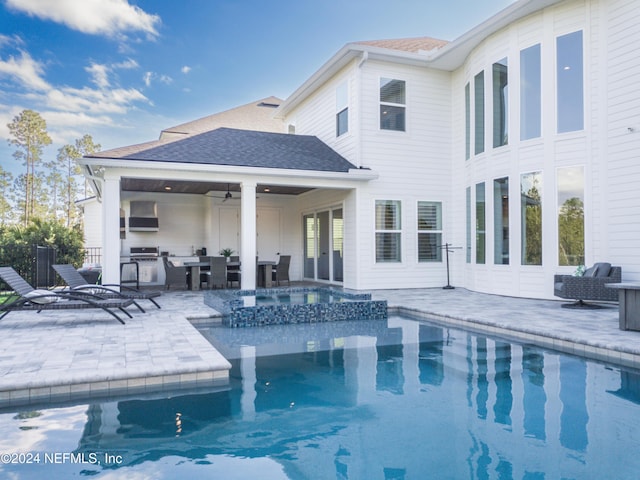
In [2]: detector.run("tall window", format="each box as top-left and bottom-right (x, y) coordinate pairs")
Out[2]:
(520, 44), (541, 141)
(493, 58), (508, 148)
(466, 187), (471, 263)
(336, 82), (348, 137)
(474, 71), (485, 155)
(557, 167), (584, 266)
(494, 177), (509, 264)
(418, 202), (442, 262)
(476, 183), (486, 264)
(380, 78), (406, 131)
(465, 83), (471, 160)
(521, 172), (543, 265)
(557, 31), (584, 133)
(375, 200), (401, 262)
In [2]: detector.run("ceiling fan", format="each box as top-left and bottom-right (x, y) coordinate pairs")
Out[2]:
(206, 184), (239, 202)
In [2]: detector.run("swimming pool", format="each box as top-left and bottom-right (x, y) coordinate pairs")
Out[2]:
(1, 315), (639, 479)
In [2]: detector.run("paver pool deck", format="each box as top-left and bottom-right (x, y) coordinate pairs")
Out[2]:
(0, 285), (636, 409)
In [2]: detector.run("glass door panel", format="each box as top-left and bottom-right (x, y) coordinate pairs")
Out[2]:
(318, 211), (330, 281)
(332, 208), (343, 282)
(303, 214), (316, 278)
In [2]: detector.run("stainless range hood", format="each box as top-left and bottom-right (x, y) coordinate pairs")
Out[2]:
(129, 201), (159, 231)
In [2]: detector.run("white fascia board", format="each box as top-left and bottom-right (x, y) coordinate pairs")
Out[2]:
(80, 158), (377, 184)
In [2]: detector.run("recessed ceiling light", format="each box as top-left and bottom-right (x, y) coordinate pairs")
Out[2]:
(164, 185), (172, 191)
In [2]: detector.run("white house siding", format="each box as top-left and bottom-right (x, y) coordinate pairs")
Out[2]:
(355, 61), (453, 289)
(286, 62), (360, 165)
(120, 192), (207, 257)
(451, 0), (640, 299)
(604, 0), (640, 279)
(288, 58), (453, 290)
(80, 198), (103, 253)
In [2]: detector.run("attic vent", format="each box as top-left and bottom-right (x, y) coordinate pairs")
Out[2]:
(129, 201), (159, 232)
(258, 102), (280, 108)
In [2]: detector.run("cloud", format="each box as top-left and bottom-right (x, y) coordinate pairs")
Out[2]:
(85, 63), (110, 88)
(143, 71), (173, 87)
(0, 49), (50, 91)
(113, 58), (139, 70)
(5, 0), (160, 39)
(85, 58), (140, 89)
(181, 65), (191, 74)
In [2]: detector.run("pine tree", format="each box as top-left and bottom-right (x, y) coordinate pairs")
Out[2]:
(7, 110), (52, 225)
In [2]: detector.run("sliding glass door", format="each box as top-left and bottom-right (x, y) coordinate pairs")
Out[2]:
(303, 207), (343, 283)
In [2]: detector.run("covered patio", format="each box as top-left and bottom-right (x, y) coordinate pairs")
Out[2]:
(79, 127), (377, 290)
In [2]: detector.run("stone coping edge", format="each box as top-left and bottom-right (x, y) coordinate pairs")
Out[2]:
(392, 306), (640, 369)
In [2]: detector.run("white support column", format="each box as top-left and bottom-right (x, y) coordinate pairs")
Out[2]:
(240, 181), (257, 290)
(102, 174), (121, 287)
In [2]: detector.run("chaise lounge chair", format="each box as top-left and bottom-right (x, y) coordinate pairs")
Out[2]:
(53, 264), (161, 312)
(0, 267), (133, 324)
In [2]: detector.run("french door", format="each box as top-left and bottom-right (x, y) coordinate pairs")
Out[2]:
(303, 207), (343, 283)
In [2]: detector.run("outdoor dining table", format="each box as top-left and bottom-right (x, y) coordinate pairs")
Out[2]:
(184, 261), (210, 291)
(257, 261), (276, 288)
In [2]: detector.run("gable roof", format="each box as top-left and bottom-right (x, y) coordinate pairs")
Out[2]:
(353, 37), (448, 54)
(160, 96), (284, 140)
(86, 127), (357, 173)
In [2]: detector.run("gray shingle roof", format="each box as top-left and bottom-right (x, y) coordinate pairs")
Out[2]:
(88, 127), (357, 173)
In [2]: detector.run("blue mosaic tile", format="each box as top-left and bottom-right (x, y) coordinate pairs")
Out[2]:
(205, 287), (387, 328)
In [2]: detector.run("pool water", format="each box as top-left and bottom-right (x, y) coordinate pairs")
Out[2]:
(1, 315), (640, 479)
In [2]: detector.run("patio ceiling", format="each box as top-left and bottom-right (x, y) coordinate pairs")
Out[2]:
(121, 178), (313, 196)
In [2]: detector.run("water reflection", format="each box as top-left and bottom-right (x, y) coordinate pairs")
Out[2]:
(2, 316), (640, 479)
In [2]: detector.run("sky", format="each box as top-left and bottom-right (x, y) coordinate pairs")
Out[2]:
(0, 0), (515, 178)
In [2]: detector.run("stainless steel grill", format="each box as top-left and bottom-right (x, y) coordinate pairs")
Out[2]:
(130, 246), (159, 262)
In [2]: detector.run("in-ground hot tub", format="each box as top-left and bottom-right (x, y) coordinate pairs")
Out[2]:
(205, 287), (387, 327)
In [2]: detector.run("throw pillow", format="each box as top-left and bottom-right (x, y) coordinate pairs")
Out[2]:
(25, 289), (59, 304)
(593, 262), (612, 277)
(583, 266), (599, 277)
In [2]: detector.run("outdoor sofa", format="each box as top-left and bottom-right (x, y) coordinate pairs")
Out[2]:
(554, 262), (621, 308)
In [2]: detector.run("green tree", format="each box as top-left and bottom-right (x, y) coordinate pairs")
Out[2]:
(74, 134), (101, 198)
(558, 197), (585, 266)
(7, 110), (52, 225)
(0, 218), (85, 283)
(0, 166), (13, 226)
(54, 135), (101, 226)
(522, 181), (542, 265)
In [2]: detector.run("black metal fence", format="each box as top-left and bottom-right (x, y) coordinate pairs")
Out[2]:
(0, 244), (57, 290)
(82, 247), (102, 265)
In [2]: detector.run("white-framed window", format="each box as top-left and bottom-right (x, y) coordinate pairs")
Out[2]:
(556, 30), (584, 133)
(417, 201), (442, 262)
(492, 58), (508, 148)
(336, 82), (348, 137)
(520, 43), (541, 140)
(474, 71), (485, 154)
(380, 78), (406, 131)
(375, 200), (401, 262)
